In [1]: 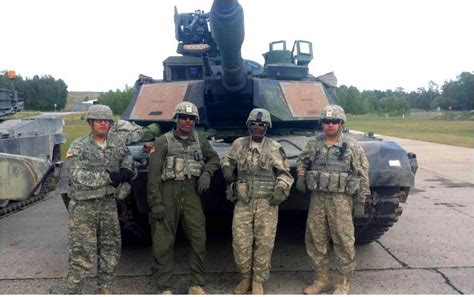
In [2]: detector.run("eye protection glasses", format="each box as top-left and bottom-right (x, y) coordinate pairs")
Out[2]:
(322, 119), (341, 125)
(178, 114), (197, 121)
(249, 121), (267, 127)
(93, 119), (111, 124)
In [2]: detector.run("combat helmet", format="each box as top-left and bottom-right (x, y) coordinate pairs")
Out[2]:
(173, 102), (200, 123)
(246, 108), (272, 128)
(320, 105), (346, 124)
(85, 104), (114, 122)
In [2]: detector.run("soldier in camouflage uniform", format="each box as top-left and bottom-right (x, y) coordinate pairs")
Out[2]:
(147, 102), (220, 295)
(65, 104), (134, 294)
(296, 105), (370, 295)
(221, 108), (294, 295)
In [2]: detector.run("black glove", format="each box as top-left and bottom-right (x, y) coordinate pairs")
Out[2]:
(150, 203), (166, 222)
(222, 166), (236, 183)
(109, 171), (121, 187)
(197, 171), (211, 194)
(119, 167), (134, 183)
(270, 187), (286, 206)
(295, 176), (307, 193)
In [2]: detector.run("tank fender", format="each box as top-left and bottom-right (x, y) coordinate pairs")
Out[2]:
(359, 140), (416, 189)
(0, 153), (51, 201)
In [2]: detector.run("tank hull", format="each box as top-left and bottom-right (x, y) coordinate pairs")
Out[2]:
(114, 0), (418, 244)
(0, 116), (65, 206)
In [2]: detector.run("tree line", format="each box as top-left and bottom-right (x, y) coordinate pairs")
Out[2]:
(336, 71), (474, 116)
(100, 71), (473, 116)
(0, 74), (68, 111)
(97, 86), (135, 115)
(1, 71), (472, 115)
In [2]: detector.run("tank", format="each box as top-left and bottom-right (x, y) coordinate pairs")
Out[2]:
(0, 71), (65, 214)
(117, 0), (417, 244)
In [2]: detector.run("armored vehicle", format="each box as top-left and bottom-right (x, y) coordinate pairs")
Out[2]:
(0, 70), (65, 215)
(0, 70), (24, 119)
(119, 0), (417, 244)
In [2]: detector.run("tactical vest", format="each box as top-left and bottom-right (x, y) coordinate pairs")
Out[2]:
(161, 131), (204, 181)
(236, 137), (276, 199)
(307, 134), (360, 194)
(69, 136), (121, 200)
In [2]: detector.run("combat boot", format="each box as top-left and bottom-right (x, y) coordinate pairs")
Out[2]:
(96, 286), (113, 294)
(303, 271), (332, 294)
(233, 273), (252, 294)
(188, 285), (207, 295)
(252, 281), (264, 295)
(233, 278), (252, 294)
(333, 274), (350, 295)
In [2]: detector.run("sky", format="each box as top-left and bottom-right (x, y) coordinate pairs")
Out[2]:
(2, 0), (473, 92)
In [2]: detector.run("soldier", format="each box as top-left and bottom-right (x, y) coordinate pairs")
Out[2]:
(147, 102), (220, 295)
(296, 105), (370, 294)
(65, 104), (134, 294)
(221, 108), (294, 295)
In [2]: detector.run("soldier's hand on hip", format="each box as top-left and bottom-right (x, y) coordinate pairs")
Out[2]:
(119, 167), (134, 183)
(109, 171), (121, 187)
(150, 204), (166, 222)
(222, 166), (236, 183)
(270, 187), (286, 206)
(296, 176), (307, 193)
(197, 171), (211, 194)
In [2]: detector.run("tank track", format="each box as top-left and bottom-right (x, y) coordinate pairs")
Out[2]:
(354, 187), (403, 245)
(0, 169), (55, 219)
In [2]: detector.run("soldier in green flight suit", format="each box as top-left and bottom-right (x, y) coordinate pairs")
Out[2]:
(296, 105), (370, 295)
(147, 102), (220, 295)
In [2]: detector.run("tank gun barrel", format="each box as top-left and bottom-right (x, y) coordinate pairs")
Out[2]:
(209, 0), (247, 91)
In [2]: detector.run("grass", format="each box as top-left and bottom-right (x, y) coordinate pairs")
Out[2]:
(60, 113), (89, 159)
(347, 114), (474, 148)
(57, 112), (474, 160)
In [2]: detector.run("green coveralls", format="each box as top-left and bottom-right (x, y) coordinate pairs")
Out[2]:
(147, 129), (219, 291)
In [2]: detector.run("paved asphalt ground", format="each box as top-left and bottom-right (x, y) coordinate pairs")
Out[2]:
(0, 136), (473, 294)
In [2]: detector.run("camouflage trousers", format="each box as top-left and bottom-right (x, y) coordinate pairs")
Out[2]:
(232, 198), (278, 283)
(66, 196), (121, 294)
(305, 191), (355, 276)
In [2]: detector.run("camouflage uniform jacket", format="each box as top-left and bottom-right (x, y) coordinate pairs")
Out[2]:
(222, 136), (294, 198)
(110, 119), (144, 145)
(67, 133), (133, 201)
(147, 129), (220, 208)
(297, 132), (370, 201)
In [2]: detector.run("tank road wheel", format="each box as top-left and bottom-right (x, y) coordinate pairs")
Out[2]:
(354, 187), (403, 245)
